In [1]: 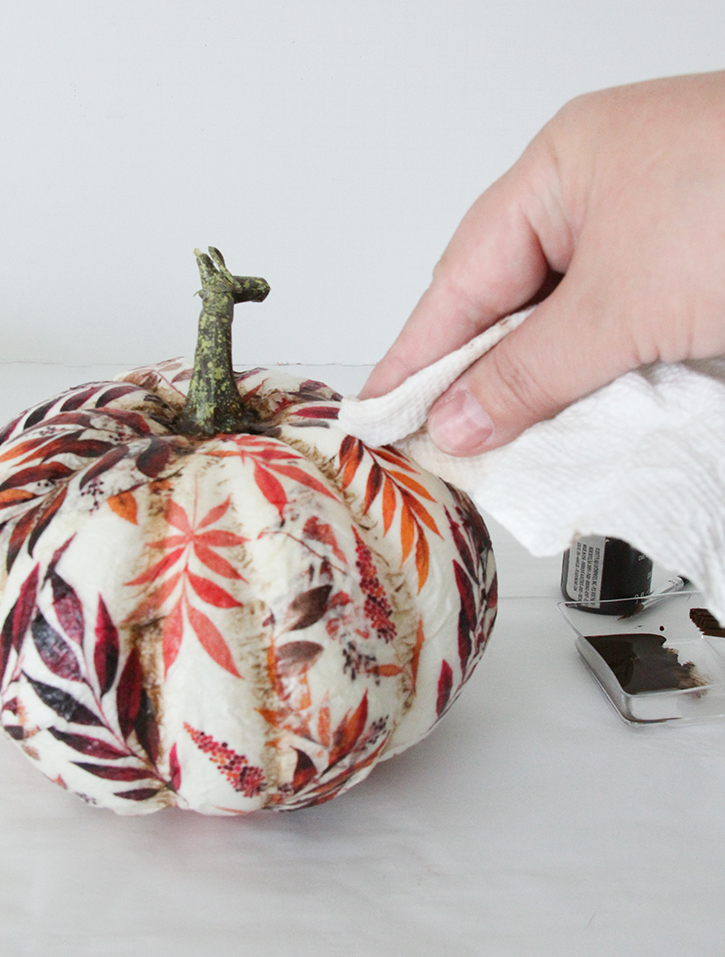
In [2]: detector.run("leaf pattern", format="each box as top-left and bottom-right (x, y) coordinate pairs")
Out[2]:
(94, 597), (120, 696)
(0, 361), (496, 813)
(338, 438), (440, 591)
(31, 613), (83, 681)
(125, 495), (245, 676)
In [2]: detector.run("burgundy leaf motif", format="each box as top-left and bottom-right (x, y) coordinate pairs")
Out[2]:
(31, 613), (83, 681)
(286, 585), (332, 631)
(72, 762), (155, 781)
(24, 674), (102, 726)
(134, 688), (160, 764)
(136, 437), (171, 477)
(169, 742), (181, 791)
(27, 486), (69, 558)
(276, 641), (324, 677)
(48, 728), (130, 759)
(116, 648), (143, 739)
(1, 563), (40, 677)
(436, 660), (453, 717)
(79, 445), (129, 489)
(49, 569), (85, 645)
(114, 787), (162, 801)
(94, 597), (119, 696)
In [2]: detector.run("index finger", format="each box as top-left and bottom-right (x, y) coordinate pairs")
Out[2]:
(359, 146), (567, 399)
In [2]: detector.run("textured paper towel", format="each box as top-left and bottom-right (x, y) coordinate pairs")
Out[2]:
(339, 311), (725, 622)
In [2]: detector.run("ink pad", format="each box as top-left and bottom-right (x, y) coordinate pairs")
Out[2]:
(559, 593), (725, 724)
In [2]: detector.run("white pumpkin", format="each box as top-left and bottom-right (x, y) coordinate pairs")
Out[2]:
(0, 249), (496, 814)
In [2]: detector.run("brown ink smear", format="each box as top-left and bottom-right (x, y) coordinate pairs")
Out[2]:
(689, 608), (725, 638)
(584, 633), (703, 694)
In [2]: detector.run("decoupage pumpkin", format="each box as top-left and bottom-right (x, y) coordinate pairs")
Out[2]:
(0, 248), (496, 814)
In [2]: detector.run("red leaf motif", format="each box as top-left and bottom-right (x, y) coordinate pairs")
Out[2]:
(269, 464), (336, 500)
(162, 599), (184, 675)
(193, 543), (243, 580)
(169, 742), (182, 790)
(116, 648), (143, 739)
(48, 728), (130, 759)
(49, 569), (84, 644)
(292, 748), (318, 792)
(253, 462), (287, 516)
(302, 516), (347, 564)
(165, 500), (191, 533)
(187, 571), (241, 609)
(196, 497), (231, 529)
(185, 602), (240, 677)
(126, 548), (184, 586)
(124, 571), (182, 625)
(94, 597), (119, 696)
(436, 660), (453, 717)
(330, 691), (368, 767)
(31, 613), (83, 681)
(195, 529), (247, 547)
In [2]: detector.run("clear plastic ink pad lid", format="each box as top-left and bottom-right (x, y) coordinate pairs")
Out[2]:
(559, 592), (725, 724)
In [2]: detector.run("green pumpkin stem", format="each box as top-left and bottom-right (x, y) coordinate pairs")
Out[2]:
(178, 247), (270, 436)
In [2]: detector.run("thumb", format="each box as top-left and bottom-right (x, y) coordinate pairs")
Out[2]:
(426, 274), (638, 454)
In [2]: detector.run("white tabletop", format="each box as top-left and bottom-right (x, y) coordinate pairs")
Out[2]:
(1, 364), (724, 957)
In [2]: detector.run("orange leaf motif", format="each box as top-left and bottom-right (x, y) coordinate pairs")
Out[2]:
(387, 470), (436, 501)
(400, 504), (415, 564)
(382, 477), (396, 534)
(107, 490), (138, 525)
(329, 691), (368, 767)
(415, 531), (430, 592)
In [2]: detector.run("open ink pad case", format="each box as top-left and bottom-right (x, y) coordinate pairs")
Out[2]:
(559, 592), (725, 724)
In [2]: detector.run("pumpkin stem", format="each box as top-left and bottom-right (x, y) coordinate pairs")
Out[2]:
(178, 247), (270, 436)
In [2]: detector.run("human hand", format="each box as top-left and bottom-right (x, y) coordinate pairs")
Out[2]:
(360, 71), (725, 454)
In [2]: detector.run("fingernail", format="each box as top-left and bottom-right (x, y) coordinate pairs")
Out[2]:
(427, 389), (494, 455)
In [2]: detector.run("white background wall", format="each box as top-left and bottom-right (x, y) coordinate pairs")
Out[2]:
(1, 0), (724, 368)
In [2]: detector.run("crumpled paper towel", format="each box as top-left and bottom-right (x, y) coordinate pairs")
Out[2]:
(339, 310), (725, 622)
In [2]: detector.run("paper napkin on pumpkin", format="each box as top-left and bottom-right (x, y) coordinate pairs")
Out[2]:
(339, 310), (725, 622)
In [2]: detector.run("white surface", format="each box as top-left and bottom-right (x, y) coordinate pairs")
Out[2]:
(2, 1), (725, 367)
(2, 364), (725, 956)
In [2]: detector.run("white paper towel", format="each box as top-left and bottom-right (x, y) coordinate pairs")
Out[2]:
(339, 311), (725, 622)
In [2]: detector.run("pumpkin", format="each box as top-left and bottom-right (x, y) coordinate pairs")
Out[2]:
(0, 248), (496, 814)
